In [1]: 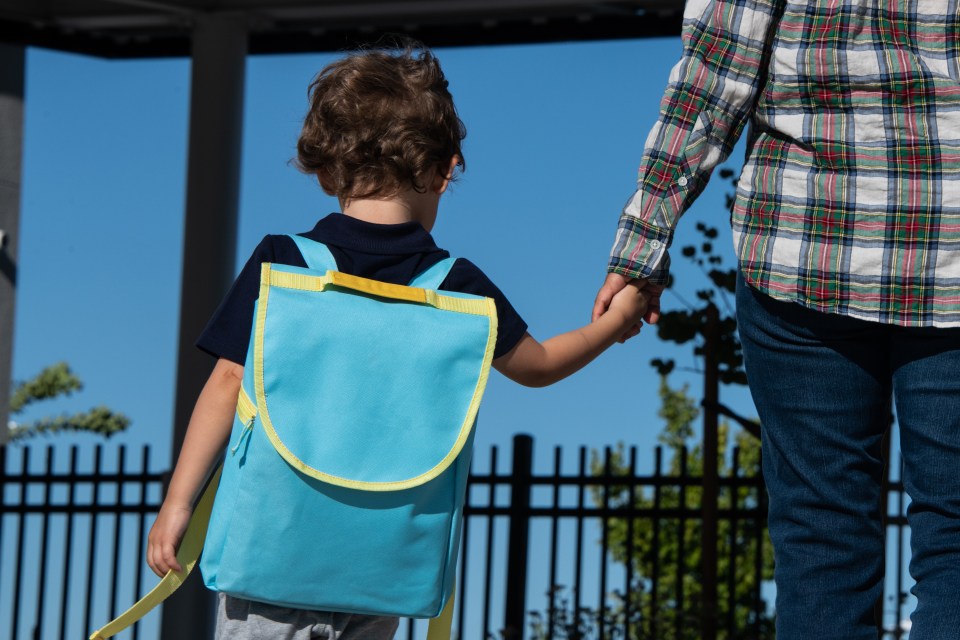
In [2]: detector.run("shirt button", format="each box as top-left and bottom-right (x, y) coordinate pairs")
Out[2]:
(650, 240), (662, 249)
(677, 176), (689, 187)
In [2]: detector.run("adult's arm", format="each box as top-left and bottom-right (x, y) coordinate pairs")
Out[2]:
(607, 0), (784, 285)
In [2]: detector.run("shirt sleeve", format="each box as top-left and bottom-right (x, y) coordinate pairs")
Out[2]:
(441, 259), (528, 360)
(609, 0), (783, 282)
(196, 235), (279, 365)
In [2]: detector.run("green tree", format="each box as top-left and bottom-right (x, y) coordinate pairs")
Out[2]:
(587, 376), (773, 640)
(525, 377), (773, 640)
(590, 166), (772, 638)
(6, 362), (130, 441)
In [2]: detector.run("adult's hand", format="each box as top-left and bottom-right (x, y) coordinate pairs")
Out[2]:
(592, 273), (631, 322)
(592, 273), (663, 341)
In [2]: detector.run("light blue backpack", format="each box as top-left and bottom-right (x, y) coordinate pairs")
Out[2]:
(90, 235), (497, 640)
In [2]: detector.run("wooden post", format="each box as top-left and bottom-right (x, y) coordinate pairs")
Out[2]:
(0, 43), (24, 444)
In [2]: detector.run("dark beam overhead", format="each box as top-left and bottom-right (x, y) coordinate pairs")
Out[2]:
(0, 0), (682, 58)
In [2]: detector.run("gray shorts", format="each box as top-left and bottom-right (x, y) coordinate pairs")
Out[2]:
(215, 593), (399, 640)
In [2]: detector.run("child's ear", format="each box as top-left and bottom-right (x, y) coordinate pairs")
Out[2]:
(433, 155), (461, 195)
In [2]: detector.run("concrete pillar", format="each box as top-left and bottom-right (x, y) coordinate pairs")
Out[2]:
(0, 43), (24, 445)
(161, 14), (247, 640)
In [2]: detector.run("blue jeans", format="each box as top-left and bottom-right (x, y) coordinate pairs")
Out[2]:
(736, 273), (960, 640)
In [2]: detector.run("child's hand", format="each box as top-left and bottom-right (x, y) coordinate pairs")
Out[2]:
(147, 501), (193, 577)
(607, 281), (651, 335)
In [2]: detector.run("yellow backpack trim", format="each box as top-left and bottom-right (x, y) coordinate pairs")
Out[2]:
(268, 268), (494, 316)
(236, 385), (256, 424)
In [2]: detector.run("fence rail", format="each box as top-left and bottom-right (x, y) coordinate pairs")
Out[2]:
(1, 435), (910, 640)
(1, 444), (165, 640)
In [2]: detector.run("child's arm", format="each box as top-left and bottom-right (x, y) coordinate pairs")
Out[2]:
(493, 282), (649, 387)
(147, 358), (242, 577)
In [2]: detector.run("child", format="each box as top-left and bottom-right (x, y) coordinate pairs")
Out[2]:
(147, 43), (650, 639)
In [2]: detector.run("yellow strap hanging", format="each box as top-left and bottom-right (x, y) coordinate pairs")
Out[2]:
(88, 466), (222, 640)
(426, 585), (456, 640)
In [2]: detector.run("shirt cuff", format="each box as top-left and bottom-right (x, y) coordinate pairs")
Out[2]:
(607, 214), (671, 285)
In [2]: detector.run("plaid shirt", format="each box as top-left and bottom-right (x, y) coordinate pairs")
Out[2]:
(610, 0), (960, 327)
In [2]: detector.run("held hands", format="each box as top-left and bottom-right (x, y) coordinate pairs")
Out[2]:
(592, 272), (663, 342)
(146, 501), (193, 577)
(607, 281), (650, 332)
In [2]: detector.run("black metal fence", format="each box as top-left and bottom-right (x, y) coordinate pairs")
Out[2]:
(0, 444), (165, 640)
(1, 435), (910, 640)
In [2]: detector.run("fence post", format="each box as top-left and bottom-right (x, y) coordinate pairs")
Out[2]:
(701, 304), (720, 639)
(503, 434), (533, 640)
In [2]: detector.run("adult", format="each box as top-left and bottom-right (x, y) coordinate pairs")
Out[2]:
(592, 1), (960, 638)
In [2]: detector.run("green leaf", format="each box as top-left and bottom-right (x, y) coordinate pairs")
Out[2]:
(10, 362), (82, 413)
(650, 358), (675, 376)
(9, 406), (131, 441)
(708, 269), (737, 293)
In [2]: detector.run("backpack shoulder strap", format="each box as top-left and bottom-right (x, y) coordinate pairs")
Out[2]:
(291, 235), (455, 291)
(289, 234), (337, 272)
(409, 257), (456, 290)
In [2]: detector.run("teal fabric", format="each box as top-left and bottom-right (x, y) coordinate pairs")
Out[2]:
(409, 257), (456, 290)
(289, 234), (336, 272)
(201, 237), (490, 618)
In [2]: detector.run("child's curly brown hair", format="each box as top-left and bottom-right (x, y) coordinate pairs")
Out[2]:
(296, 43), (466, 201)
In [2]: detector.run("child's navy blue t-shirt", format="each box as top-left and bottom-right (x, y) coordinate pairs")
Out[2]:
(197, 213), (528, 364)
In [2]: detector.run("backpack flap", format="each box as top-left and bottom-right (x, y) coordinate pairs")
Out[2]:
(254, 263), (497, 489)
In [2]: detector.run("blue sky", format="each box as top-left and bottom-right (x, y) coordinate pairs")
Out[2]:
(13, 36), (756, 474)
